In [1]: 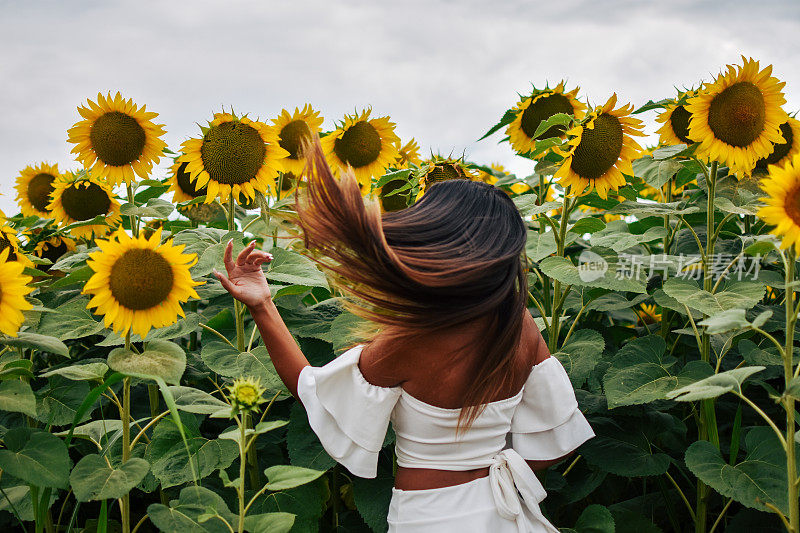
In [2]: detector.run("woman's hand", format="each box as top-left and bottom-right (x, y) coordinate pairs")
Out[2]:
(213, 240), (273, 309)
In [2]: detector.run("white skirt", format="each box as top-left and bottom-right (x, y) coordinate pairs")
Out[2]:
(387, 475), (557, 533)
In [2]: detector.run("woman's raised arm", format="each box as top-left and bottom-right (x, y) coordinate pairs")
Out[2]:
(214, 240), (309, 397)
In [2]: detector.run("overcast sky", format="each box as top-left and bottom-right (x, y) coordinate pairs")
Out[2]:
(1, 0), (799, 216)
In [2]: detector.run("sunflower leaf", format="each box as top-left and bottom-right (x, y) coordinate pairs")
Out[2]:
(478, 109), (517, 141)
(107, 341), (186, 385)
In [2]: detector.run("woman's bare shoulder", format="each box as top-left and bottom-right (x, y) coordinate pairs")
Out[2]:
(522, 310), (550, 366)
(358, 333), (410, 388)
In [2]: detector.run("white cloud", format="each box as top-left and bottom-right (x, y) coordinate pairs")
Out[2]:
(1, 0), (798, 214)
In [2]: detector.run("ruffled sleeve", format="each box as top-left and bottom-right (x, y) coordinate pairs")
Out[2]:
(510, 357), (594, 461)
(296, 344), (401, 478)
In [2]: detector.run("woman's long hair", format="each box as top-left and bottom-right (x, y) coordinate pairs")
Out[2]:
(295, 138), (528, 429)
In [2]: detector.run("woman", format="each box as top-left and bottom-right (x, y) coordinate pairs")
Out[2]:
(214, 141), (594, 532)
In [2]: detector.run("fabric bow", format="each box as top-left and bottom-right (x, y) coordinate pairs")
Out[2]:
(488, 449), (560, 533)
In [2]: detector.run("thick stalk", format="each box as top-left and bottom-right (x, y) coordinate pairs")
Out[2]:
(228, 196), (246, 353)
(785, 249), (798, 532)
(238, 414), (247, 533)
(548, 193), (571, 352)
(126, 184), (139, 237)
(119, 332), (134, 533)
(661, 184), (673, 339)
(696, 160), (718, 533)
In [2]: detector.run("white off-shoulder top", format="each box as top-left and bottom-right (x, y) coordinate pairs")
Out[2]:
(296, 344), (594, 478)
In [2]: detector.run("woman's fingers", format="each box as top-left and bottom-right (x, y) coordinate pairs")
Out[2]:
(213, 269), (236, 294)
(236, 240), (258, 266)
(223, 240), (235, 274)
(246, 250), (272, 265)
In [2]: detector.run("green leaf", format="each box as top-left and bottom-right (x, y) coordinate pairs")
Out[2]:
(35, 378), (92, 426)
(168, 386), (230, 416)
(698, 309), (751, 334)
(554, 329), (604, 388)
(574, 504), (615, 533)
(685, 427), (794, 514)
(246, 478), (329, 533)
(0, 427), (70, 488)
(663, 278), (765, 316)
(479, 109), (517, 141)
(120, 198), (174, 218)
(70, 454), (150, 501)
(40, 362), (108, 381)
(603, 335), (713, 408)
(108, 341), (186, 385)
(56, 419), (123, 449)
(585, 293), (650, 312)
(539, 251), (647, 294)
(532, 112), (572, 138)
(0, 380), (36, 417)
(264, 464), (326, 490)
(147, 486), (236, 533)
(352, 470), (394, 533)
(146, 416), (237, 488)
(606, 200), (699, 218)
(243, 513), (296, 533)
(266, 247), (329, 289)
(570, 217), (607, 235)
(219, 420), (289, 443)
(98, 313), (201, 346)
(581, 418), (670, 477)
(666, 366), (765, 402)
(590, 224), (667, 252)
(0, 332), (69, 357)
(287, 403), (336, 471)
(201, 342), (290, 398)
(36, 297), (105, 340)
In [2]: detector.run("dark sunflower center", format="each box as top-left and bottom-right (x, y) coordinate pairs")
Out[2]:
(39, 240), (68, 266)
(380, 179), (410, 212)
(280, 172), (296, 192)
(669, 105), (693, 145)
(570, 114), (624, 181)
(61, 182), (111, 221)
(27, 173), (56, 212)
(785, 185), (800, 227)
(707, 81), (766, 147)
(279, 120), (312, 160)
(757, 121), (794, 169)
(201, 122), (267, 185)
(334, 121), (382, 168)
(427, 163), (467, 184)
(0, 234), (17, 262)
(89, 111), (146, 166)
(175, 162), (208, 198)
(520, 93), (575, 140)
(109, 248), (174, 310)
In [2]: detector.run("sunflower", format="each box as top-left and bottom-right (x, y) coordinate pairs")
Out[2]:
(655, 90), (698, 147)
(272, 105), (324, 175)
(686, 57), (788, 175)
(0, 249), (33, 337)
(757, 153), (800, 252)
(68, 92), (167, 185)
(754, 118), (800, 173)
(554, 94), (646, 199)
(0, 225), (33, 267)
(83, 229), (201, 338)
(167, 161), (208, 204)
(395, 138), (422, 168)
(49, 172), (122, 239)
(178, 112), (289, 205)
(638, 304), (661, 325)
(379, 174), (415, 212)
(415, 157), (478, 199)
(506, 81), (587, 157)
(321, 109), (400, 186)
(15, 163), (60, 218)
(33, 235), (76, 268)
(227, 376), (267, 415)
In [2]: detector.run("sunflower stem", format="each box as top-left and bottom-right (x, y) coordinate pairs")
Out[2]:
(121, 331), (132, 533)
(696, 160), (718, 533)
(548, 191), (572, 353)
(126, 183), (139, 238)
(785, 248), (798, 532)
(238, 413), (247, 533)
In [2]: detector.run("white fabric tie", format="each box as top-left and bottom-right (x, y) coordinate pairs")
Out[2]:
(488, 449), (560, 533)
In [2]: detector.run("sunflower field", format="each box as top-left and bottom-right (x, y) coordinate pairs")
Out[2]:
(2, 55), (800, 533)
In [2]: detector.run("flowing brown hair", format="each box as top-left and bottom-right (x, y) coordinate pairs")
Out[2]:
(295, 138), (528, 429)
